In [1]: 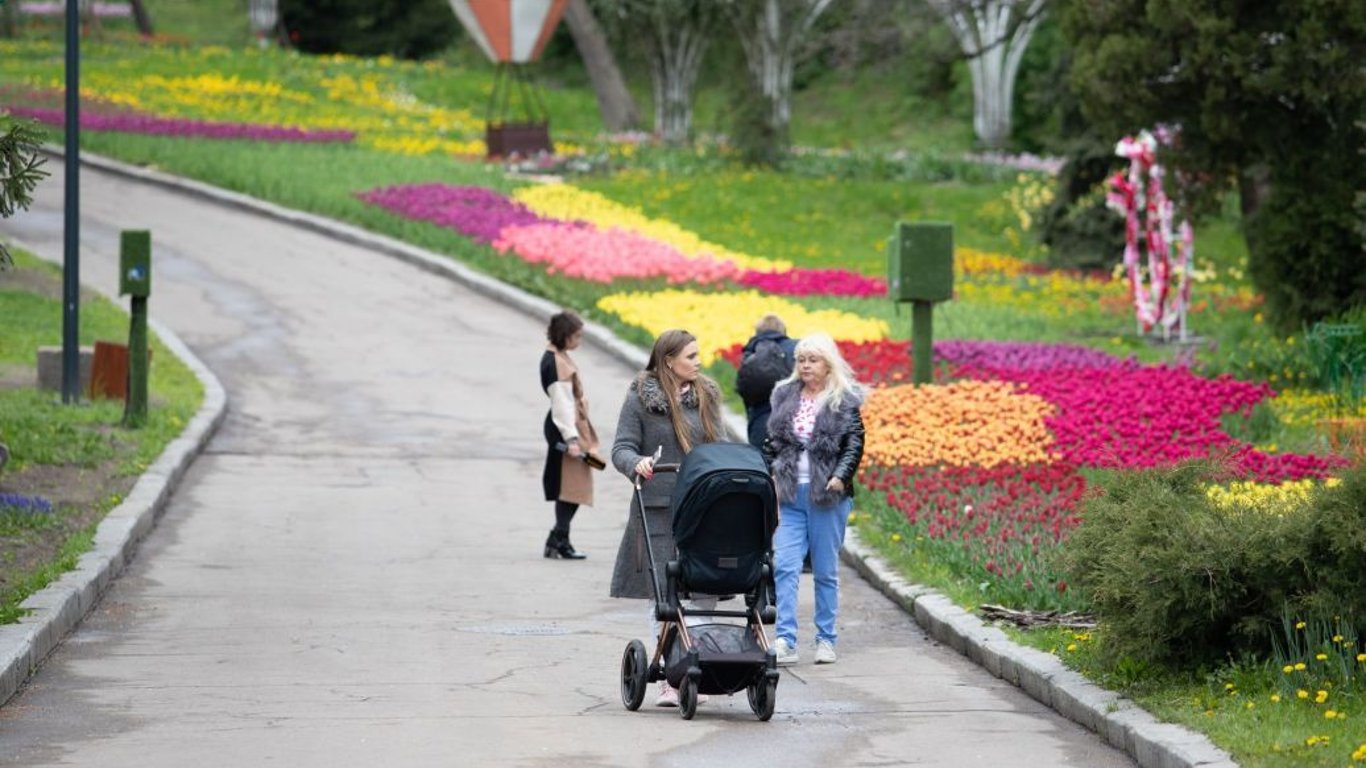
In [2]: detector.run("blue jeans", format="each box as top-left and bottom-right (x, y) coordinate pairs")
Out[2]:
(774, 482), (851, 648)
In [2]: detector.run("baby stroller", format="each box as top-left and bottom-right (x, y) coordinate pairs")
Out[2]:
(618, 442), (781, 721)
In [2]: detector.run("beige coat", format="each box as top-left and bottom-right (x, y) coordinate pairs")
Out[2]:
(545, 349), (602, 506)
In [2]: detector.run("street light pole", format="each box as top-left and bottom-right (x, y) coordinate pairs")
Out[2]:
(61, 0), (80, 403)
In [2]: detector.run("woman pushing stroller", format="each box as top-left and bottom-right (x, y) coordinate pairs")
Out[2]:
(608, 329), (726, 707)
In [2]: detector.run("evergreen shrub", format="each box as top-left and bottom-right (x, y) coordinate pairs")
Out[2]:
(1061, 460), (1365, 668)
(280, 0), (459, 60)
(1037, 133), (1123, 270)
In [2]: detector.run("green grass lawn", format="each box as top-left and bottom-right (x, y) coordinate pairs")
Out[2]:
(0, 248), (203, 622)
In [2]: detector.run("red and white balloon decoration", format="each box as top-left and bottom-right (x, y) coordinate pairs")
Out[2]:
(1106, 128), (1194, 339)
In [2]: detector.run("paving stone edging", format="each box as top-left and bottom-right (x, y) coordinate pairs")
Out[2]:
(0, 245), (227, 707)
(842, 529), (1237, 768)
(53, 149), (1234, 767)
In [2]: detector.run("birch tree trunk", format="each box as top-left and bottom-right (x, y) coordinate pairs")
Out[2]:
(565, 0), (641, 132)
(928, 0), (1046, 149)
(642, 3), (717, 144)
(647, 30), (710, 144)
(727, 0), (836, 150)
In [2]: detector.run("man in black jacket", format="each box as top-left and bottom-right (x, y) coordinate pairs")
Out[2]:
(736, 313), (798, 448)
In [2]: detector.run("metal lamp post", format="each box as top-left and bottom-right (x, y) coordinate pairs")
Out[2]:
(61, 0), (81, 404)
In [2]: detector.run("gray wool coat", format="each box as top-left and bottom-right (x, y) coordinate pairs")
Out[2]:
(609, 372), (725, 600)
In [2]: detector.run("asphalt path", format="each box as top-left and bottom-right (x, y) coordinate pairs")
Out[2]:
(0, 159), (1134, 767)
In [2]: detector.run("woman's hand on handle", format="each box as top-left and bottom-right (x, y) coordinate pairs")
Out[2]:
(634, 455), (654, 479)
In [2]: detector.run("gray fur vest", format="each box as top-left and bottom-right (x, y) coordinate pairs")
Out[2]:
(765, 380), (866, 508)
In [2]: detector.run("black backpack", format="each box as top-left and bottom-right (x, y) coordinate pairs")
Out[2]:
(736, 339), (791, 407)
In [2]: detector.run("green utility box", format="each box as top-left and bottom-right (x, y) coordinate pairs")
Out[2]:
(119, 230), (151, 297)
(887, 221), (953, 303)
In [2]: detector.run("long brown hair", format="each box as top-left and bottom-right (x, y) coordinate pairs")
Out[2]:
(645, 329), (719, 453)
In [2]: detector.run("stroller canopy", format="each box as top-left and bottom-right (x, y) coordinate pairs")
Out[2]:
(670, 443), (778, 590)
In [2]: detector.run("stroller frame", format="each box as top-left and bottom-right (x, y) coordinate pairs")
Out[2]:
(618, 445), (780, 721)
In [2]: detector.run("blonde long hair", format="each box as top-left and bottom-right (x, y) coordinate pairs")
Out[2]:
(778, 332), (865, 411)
(646, 329), (720, 453)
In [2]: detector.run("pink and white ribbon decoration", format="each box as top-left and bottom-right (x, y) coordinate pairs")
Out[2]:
(1106, 128), (1194, 338)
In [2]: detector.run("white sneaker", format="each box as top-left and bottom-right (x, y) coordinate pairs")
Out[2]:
(815, 639), (837, 664)
(655, 681), (679, 707)
(773, 638), (798, 666)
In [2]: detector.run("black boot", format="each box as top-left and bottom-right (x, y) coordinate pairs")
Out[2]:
(544, 529), (586, 560)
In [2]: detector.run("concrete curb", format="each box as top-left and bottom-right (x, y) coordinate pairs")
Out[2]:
(52, 148), (1233, 767)
(0, 237), (228, 708)
(841, 529), (1238, 768)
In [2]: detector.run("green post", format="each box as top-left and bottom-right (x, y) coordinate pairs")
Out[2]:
(119, 230), (151, 428)
(887, 221), (954, 386)
(912, 300), (933, 384)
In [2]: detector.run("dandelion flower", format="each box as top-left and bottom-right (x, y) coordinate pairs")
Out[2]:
(1316, 653), (1328, 661)
(1295, 662), (1307, 671)
(1296, 621), (1307, 630)
(1326, 710), (1338, 719)
(1270, 694), (1281, 703)
(1282, 665), (1294, 673)
(1298, 690), (1310, 699)
(1316, 690), (1329, 703)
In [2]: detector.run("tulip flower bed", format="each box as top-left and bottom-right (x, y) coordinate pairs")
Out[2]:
(0, 40), (600, 157)
(359, 182), (902, 296)
(860, 463), (1089, 611)
(598, 289), (888, 364)
(719, 336), (1349, 610)
(8, 105), (356, 144)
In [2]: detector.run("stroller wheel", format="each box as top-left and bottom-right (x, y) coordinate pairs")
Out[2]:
(620, 639), (648, 711)
(747, 676), (777, 721)
(678, 675), (699, 720)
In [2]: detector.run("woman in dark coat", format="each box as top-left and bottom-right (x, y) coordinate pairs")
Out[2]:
(762, 332), (866, 667)
(609, 328), (725, 706)
(540, 310), (602, 559)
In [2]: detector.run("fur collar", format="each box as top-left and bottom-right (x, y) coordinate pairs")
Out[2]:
(633, 372), (719, 414)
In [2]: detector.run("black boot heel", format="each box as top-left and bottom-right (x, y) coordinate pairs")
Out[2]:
(549, 530), (586, 560)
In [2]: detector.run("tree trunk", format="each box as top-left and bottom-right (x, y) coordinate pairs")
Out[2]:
(0, 1), (17, 39)
(647, 18), (711, 145)
(1237, 163), (1273, 269)
(931, 0), (1045, 150)
(129, 0), (154, 36)
(563, 0), (640, 133)
(731, 0), (834, 154)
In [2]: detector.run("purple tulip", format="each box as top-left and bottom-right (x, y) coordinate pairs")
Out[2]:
(357, 184), (544, 243)
(7, 107), (355, 144)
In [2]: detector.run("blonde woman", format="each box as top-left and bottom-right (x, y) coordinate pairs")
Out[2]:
(762, 332), (866, 666)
